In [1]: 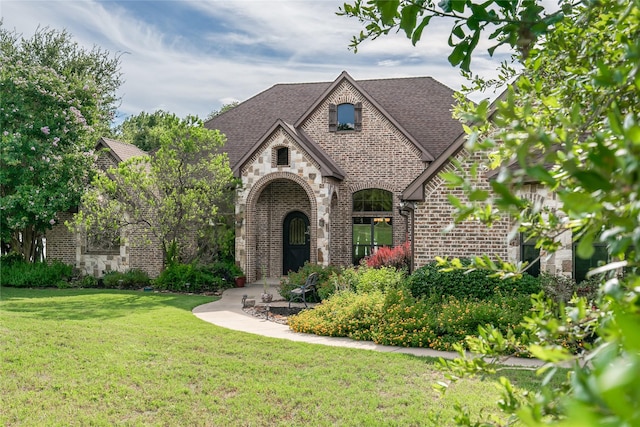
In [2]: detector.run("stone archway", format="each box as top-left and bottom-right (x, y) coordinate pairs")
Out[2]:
(243, 172), (318, 281)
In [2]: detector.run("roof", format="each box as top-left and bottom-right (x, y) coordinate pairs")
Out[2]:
(402, 89), (507, 201)
(205, 72), (462, 171)
(97, 137), (148, 163)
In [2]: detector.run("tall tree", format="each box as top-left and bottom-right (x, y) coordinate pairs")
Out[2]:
(112, 110), (180, 152)
(0, 25), (121, 261)
(73, 115), (236, 266)
(342, 1), (640, 425)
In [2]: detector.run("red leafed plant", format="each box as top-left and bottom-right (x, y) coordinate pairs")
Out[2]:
(366, 241), (410, 271)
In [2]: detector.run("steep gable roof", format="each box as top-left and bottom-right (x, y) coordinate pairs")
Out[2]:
(232, 120), (346, 179)
(205, 72), (462, 169)
(96, 137), (148, 163)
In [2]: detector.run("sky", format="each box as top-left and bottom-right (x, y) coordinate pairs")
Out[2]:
(1, 0), (516, 124)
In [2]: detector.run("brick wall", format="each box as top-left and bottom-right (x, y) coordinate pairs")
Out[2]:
(45, 211), (76, 265)
(413, 149), (510, 267)
(301, 81), (426, 267)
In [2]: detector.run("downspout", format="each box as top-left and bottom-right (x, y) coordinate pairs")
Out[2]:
(399, 201), (416, 274)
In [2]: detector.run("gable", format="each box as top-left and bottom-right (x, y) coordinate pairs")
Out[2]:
(205, 72), (463, 171)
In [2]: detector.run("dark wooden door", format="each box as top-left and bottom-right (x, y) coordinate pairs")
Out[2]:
(283, 211), (310, 275)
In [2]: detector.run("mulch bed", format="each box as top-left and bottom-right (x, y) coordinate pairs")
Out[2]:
(242, 305), (307, 325)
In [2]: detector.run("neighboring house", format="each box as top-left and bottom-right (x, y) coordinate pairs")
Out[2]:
(46, 137), (164, 278)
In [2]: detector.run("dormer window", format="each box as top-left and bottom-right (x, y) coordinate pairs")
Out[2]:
(276, 147), (289, 166)
(329, 102), (362, 132)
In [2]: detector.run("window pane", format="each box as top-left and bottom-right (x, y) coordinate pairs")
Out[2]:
(277, 147), (288, 166)
(289, 217), (306, 245)
(353, 219), (371, 245)
(373, 217), (392, 246)
(337, 104), (355, 130)
(574, 244), (608, 283)
(352, 189), (393, 212)
(521, 236), (540, 277)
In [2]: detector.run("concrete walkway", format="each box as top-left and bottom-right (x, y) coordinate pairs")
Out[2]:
(192, 281), (545, 367)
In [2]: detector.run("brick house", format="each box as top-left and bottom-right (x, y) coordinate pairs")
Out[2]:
(47, 71), (600, 282)
(206, 71), (509, 282)
(46, 137), (164, 278)
(208, 71), (604, 283)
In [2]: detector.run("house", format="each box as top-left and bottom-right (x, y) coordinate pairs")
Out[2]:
(46, 137), (164, 278)
(205, 71), (506, 282)
(207, 71), (604, 283)
(47, 71), (602, 283)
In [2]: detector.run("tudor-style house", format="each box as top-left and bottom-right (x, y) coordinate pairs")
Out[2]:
(46, 71), (606, 282)
(207, 71), (470, 282)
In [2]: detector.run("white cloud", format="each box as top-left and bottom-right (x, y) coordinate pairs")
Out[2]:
(1, 0), (511, 122)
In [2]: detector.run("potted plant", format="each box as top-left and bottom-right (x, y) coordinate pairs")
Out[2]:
(260, 266), (273, 302)
(230, 263), (245, 288)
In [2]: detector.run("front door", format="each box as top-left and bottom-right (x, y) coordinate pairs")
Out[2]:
(283, 211), (310, 275)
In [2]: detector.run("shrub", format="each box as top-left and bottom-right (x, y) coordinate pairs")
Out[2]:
(366, 241), (410, 271)
(351, 264), (406, 294)
(539, 272), (576, 304)
(0, 251), (24, 266)
(278, 262), (341, 301)
(0, 260), (73, 288)
(406, 260), (541, 300)
(102, 269), (151, 289)
(288, 290), (385, 340)
(154, 262), (233, 293)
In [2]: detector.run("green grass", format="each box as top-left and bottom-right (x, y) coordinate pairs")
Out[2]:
(1, 287), (549, 426)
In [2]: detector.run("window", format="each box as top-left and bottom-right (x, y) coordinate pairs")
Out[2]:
(276, 147), (289, 166)
(521, 236), (540, 277)
(574, 242), (608, 283)
(329, 102), (362, 132)
(352, 189), (393, 264)
(86, 224), (120, 254)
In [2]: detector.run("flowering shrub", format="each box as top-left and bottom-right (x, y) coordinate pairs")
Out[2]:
(366, 241), (411, 270)
(289, 283), (533, 352)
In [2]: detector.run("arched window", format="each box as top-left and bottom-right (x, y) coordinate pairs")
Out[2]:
(352, 189), (393, 264)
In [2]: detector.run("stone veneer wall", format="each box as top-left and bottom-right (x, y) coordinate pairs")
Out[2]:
(237, 128), (329, 282)
(511, 184), (573, 276)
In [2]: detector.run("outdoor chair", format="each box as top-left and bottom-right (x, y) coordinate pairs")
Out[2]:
(289, 272), (319, 308)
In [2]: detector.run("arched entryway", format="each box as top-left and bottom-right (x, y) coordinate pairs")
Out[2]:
(283, 211), (310, 275)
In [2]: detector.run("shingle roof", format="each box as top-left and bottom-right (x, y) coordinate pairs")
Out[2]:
(97, 137), (148, 163)
(205, 72), (462, 170)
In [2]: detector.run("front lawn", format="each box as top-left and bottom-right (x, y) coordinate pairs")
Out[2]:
(1, 287), (549, 426)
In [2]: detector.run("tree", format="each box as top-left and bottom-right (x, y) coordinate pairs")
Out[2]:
(112, 110), (180, 152)
(0, 25), (121, 261)
(342, 0), (640, 425)
(73, 115), (236, 267)
(205, 101), (239, 122)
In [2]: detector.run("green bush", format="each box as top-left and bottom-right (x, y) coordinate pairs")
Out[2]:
(102, 269), (151, 289)
(289, 286), (532, 352)
(0, 260), (73, 288)
(154, 262), (234, 293)
(278, 262), (341, 301)
(406, 260), (541, 300)
(288, 290), (385, 341)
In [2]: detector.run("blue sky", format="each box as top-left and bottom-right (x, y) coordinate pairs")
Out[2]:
(1, 0), (514, 123)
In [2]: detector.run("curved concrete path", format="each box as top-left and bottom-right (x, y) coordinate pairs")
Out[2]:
(193, 281), (544, 367)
